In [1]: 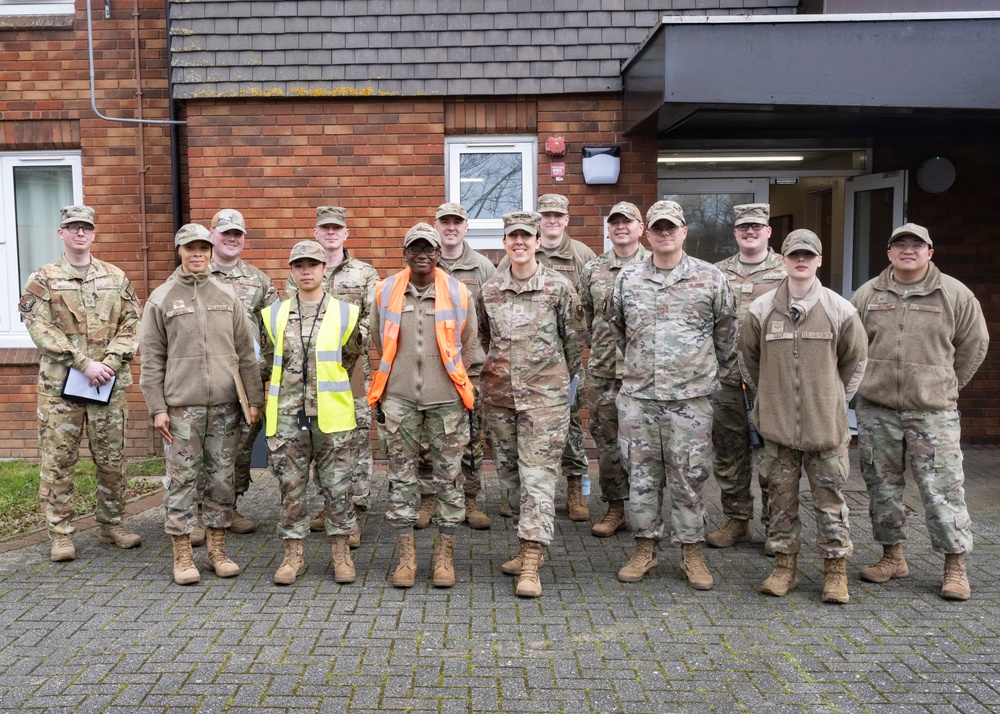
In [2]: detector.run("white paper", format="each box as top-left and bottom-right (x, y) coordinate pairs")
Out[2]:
(62, 367), (115, 404)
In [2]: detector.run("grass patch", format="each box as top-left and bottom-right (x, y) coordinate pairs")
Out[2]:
(0, 459), (163, 541)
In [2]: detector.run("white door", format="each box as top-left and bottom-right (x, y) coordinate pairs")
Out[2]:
(842, 171), (907, 297)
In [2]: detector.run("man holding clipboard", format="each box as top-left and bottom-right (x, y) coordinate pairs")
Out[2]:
(20, 205), (143, 562)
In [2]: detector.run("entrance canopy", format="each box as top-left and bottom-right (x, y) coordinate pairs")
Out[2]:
(622, 12), (1000, 139)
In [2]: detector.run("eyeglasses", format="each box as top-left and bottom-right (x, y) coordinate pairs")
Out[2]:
(735, 223), (767, 233)
(63, 223), (95, 234)
(405, 243), (439, 256)
(649, 224), (682, 236)
(890, 241), (928, 252)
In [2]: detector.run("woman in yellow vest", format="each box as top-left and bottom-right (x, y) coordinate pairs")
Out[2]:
(368, 223), (482, 589)
(261, 241), (363, 586)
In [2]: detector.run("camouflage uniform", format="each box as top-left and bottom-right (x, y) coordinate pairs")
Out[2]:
(712, 249), (785, 524)
(21, 256), (141, 535)
(286, 248), (378, 510)
(852, 261), (989, 554)
(497, 230), (595, 484)
(610, 253), (737, 543)
(478, 263), (586, 546)
(416, 241), (496, 499)
(263, 298), (363, 539)
(579, 244), (648, 502)
(211, 258), (277, 497)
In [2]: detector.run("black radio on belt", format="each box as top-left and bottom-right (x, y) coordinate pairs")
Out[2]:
(297, 409), (310, 431)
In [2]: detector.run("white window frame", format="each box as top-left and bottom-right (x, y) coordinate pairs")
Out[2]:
(0, 1), (74, 15)
(0, 152), (83, 349)
(445, 135), (536, 250)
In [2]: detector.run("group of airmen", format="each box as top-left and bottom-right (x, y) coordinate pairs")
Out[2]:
(20, 194), (988, 602)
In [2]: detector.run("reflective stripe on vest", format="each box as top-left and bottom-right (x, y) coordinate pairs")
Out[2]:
(262, 297), (359, 436)
(367, 267), (475, 409)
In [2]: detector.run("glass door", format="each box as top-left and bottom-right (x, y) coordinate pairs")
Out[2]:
(842, 171), (907, 297)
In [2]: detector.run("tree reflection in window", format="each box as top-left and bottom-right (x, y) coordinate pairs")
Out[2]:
(666, 192), (754, 264)
(460, 153), (523, 220)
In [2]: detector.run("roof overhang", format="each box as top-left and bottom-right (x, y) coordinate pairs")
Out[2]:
(622, 12), (1000, 139)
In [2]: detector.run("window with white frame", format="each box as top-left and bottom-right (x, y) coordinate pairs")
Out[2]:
(0, 152), (83, 348)
(0, 0), (74, 15)
(445, 136), (536, 249)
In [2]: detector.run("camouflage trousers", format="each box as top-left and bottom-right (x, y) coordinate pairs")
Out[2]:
(760, 440), (853, 558)
(233, 415), (264, 497)
(38, 389), (128, 535)
(378, 398), (468, 530)
(588, 376), (628, 502)
(487, 402), (569, 546)
(617, 393), (712, 544)
(562, 391), (589, 482)
(711, 384), (767, 524)
(856, 399), (972, 554)
(267, 414), (356, 539)
(162, 403), (241, 536)
(350, 397), (374, 511)
(416, 393), (485, 498)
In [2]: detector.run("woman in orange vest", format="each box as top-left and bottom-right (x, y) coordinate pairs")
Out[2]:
(368, 223), (482, 589)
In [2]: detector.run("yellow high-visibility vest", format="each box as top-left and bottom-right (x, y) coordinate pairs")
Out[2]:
(262, 297), (359, 435)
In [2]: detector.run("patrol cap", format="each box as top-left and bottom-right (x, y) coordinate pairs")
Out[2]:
(435, 202), (468, 220)
(503, 211), (541, 236)
(607, 201), (642, 222)
(174, 223), (213, 248)
(781, 229), (822, 257)
(60, 205), (95, 227)
(645, 200), (686, 227)
(316, 206), (347, 227)
(288, 240), (327, 265)
(733, 203), (770, 226)
(536, 194), (569, 214)
(888, 222), (933, 248)
(404, 222), (441, 249)
(211, 208), (246, 234)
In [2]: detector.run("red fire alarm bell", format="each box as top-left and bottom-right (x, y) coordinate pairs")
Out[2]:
(545, 136), (566, 157)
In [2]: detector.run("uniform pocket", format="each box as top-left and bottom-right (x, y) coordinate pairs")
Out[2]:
(441, 407), (468, 436)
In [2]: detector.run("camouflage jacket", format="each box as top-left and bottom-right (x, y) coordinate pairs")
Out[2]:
(580, 245), (648, 380)
(211, 258), (278, 381)
(262, 297), (363, 416)
(284, 248), (378, 396)
(438, 241), (496, 299)
(610, 253), (737, 402)
(497, 232), (596, 291)
(477, 263), (586, 411)
(714, 249), (786, 385)
(20, 255), (141, 397)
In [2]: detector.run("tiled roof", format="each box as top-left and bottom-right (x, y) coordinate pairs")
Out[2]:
(169, 0), (799, 99)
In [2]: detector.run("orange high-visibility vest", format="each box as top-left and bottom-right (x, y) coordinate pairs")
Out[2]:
(367, 267), (475, 410)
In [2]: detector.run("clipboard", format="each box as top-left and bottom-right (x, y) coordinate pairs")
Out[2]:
(234, 372), (253, 424)
(61, 367), (115, 405)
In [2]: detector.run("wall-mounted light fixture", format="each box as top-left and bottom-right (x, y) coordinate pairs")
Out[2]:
(583, 146), (620, 185)
(916, 156), (956, 194)
(658, 155), (805, 164)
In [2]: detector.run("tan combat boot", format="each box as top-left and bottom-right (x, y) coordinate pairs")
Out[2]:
(98, 524), (142, 549)
(347, 524), (361, 549)
(591, 499), (626, 538)
(515, 541), (544, 598)
(498, 501), (513, 518)
(309, 508), (326, 532)
(274, 539), (306, 585)
(392, 531), (417, 588)
(229, 498), (257, 534)
(501, 541), (545, 576)
(205, 528), (241, 578)
(50, 532), (75, 562)
(821, 557), (849, 604)
(941, 553), (970, 601)
(331, 534), (356, 583)
(859, 543), (909, 583)
(432, 533), (456, 588)
(760, 553), (799, 596)
(617, 537), (658, 583)
(705, 518), (751, 548)
(190, 511), (206, 547)
(171, 534), (200, 585)
(415, 493), (436, 530)
(680, 543), (714, 590)
(566, 476), (590, 521)
(464, 495), (491, 530)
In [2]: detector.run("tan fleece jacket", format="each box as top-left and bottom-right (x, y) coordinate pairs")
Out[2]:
(139, 268), (264, 415)
(851, 262), (989, 412)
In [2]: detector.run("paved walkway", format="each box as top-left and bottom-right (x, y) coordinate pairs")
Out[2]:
(1, 447), (998, 713)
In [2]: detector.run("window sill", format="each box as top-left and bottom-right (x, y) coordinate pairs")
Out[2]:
(0, 13), (74, 31)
